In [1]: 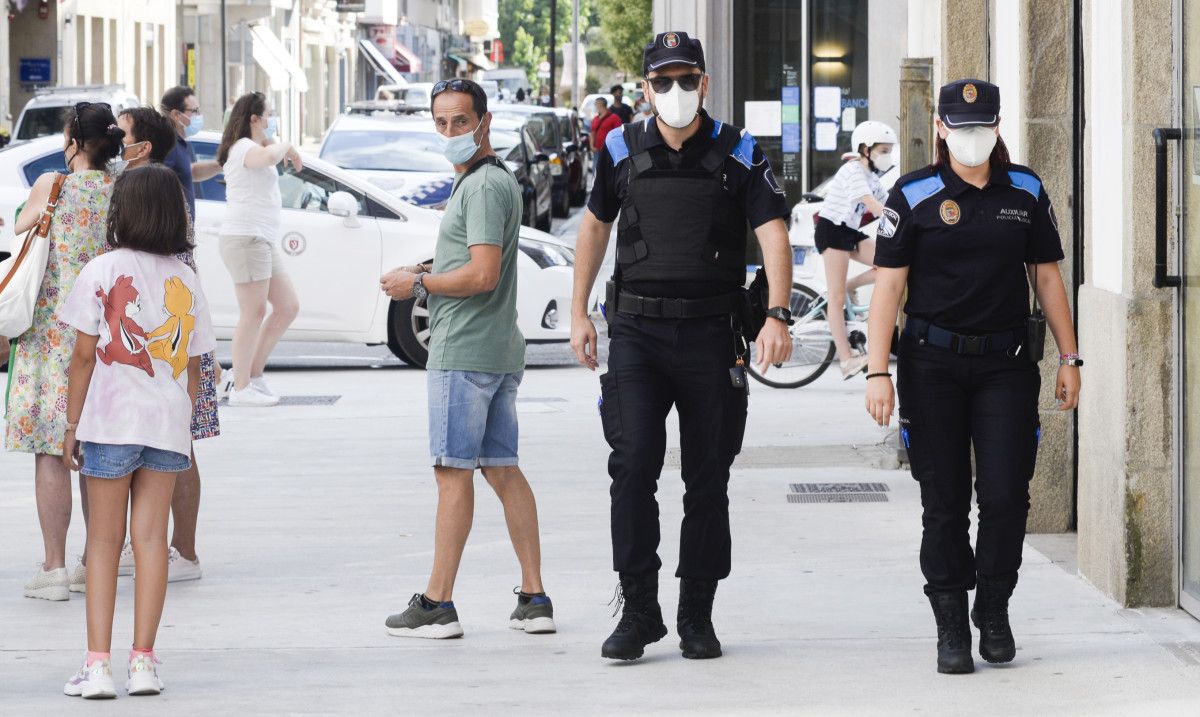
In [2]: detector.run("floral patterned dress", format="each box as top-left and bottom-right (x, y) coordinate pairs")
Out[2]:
(176, 249), (220, 441)
(4, 171), (113, 456)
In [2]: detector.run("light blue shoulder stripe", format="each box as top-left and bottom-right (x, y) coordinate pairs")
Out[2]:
(900, 175), (946, 209)
(1008, 170), (1042, 199)
(605, 125), (630, 165)
(731, 130), (756, 170)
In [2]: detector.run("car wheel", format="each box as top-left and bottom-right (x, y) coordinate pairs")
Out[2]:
(537, 206), (552, 232)
(385, 305), (413, 364)
(552, 187), (570, 218)
(388, 297), (431, 369)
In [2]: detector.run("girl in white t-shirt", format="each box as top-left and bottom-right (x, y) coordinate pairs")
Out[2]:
(59, 164), (215, 699)
(215, 92), (301, 408)
(814, 121), (896, 379)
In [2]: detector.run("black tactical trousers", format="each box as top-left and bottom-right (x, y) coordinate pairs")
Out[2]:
(897, 334), (1041, 595)
(599, 312), (748, 581)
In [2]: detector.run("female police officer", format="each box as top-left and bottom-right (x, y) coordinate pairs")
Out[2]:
(864, 79), (1081, 675)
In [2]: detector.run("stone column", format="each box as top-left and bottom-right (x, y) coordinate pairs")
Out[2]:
(940, 0), (989, 81)
(1020, 0), (1075, 532)
(1076, 0), (1176, 606)
(652, 0), (732, 120)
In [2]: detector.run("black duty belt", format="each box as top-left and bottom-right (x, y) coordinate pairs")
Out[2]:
(903, 317), (1023, 355)
(610, 285), (744, 319)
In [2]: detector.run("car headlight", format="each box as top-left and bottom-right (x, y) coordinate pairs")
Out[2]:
(519, 238), (574, 268)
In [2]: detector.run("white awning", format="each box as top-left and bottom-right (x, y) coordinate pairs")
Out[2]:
(250, 23), (309, 93)
(357, 38), (407, 86)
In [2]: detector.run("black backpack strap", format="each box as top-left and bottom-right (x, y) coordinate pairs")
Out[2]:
(451, 155), (507, 198)
(701, 124), (745, 175)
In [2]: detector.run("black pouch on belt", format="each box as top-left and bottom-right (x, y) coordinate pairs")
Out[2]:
(739, 267), (769, 342)
(1025, 264), (1047, 364)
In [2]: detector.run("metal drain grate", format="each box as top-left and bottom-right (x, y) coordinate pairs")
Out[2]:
(275, 395), (342, 406)
(788, 482), (889, 503)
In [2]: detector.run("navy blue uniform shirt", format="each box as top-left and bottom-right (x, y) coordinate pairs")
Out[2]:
(874, 162), (1064, 333)
(164, 133), (198, 219)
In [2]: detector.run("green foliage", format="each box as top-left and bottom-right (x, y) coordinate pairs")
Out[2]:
(498, 0), (602, 86)
(595, 0), (652, 79)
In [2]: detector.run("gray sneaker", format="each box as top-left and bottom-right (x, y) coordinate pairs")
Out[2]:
(386, 593), (464, 639)
(509, 589), (557, 634)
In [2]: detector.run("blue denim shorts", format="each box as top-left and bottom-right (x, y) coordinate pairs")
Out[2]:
(427, 369), (522, 470)
(81, 443), (192, 479)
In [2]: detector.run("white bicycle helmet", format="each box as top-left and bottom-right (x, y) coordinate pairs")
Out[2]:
(850, 121), (898, 153)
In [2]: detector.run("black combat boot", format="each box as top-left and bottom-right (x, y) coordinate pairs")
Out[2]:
(927, 591), (974, 674)
(971, 574), (1017, 664)
(601, 573), (669, 661)
(677, 578), (722, 659)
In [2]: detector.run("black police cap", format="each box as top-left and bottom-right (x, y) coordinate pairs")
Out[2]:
(938, 79), (1000, 128)
(643, 31), (706, 76)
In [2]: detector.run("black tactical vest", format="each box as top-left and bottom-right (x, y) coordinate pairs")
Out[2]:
(614, 122), (749, 286)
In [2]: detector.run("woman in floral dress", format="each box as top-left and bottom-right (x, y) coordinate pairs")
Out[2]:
(5, 103), (125, 601)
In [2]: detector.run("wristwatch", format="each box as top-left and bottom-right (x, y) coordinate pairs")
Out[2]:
(1060, 356), (1084, 367)
(412, 272), (429, 303)
(765, 306), (794, 326)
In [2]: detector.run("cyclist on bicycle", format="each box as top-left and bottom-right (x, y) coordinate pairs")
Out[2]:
(814, 120), (896, 379)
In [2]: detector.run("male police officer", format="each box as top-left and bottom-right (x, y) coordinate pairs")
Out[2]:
(570, 31), (794, 662)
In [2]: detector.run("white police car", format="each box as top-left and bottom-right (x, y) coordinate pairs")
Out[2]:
(0, 132), (578, 368)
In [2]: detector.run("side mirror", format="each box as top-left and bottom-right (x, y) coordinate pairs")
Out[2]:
(328, 191), (361, 227)
(565, 142), (578, 153)
(534, 152), (551, 163)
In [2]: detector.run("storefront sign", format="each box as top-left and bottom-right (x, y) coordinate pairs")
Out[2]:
(185, 44), (197, 89)
(19, 58), (51, 84)
(781, 86), (801, 155)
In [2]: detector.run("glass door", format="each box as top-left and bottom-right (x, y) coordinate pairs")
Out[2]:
(1180, 0), (1200, 617)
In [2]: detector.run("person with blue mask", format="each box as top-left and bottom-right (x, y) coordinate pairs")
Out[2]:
(379, 78), (555, 640)
(213, 92), (301, 409)
(160, 86), (221, 219)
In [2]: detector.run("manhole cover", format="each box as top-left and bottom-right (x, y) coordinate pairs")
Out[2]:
(788, 493), (889, 503)
(275, 395), (341, 406)
(790, 482), (890, 494)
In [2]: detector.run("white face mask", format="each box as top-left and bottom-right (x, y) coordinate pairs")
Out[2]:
(945, 126), (998, 167)
(870, 149), (894, 173)
(652, 82), (702, 129)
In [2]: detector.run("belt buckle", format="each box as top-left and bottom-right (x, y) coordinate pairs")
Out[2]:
(961, 334), (988, 354)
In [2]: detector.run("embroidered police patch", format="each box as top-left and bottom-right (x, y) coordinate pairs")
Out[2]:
(878, 208), (900, 238)
(963, 83), (978, 103)
(664, 33), (680, 48)
(939, 200), (961, 225)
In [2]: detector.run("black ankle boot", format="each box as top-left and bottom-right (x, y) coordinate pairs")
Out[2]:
(971, 575), (1017, 663)
(677, 578), (721, 659)
(928, 591), (974, 674)
(601, 573), (668, 661)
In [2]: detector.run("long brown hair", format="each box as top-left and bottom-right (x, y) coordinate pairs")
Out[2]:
(933, 134), (1012, 169)
(217, 92), (267, 166)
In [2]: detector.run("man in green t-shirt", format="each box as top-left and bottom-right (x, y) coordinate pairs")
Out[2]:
(379, 79), (555, 640)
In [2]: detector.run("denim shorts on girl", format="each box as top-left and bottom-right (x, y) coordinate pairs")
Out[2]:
(81, 443), (192, 479)
(427, 369), (523, 470)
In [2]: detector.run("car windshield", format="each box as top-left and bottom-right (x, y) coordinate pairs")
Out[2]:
(17, 107), (67, 140)
(490, 130), (522, 155)
(558, 117), (574, 143)
(321, 130), (451, 172)
(494, 112), (557, 149)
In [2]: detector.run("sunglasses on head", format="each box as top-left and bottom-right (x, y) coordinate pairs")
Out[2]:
(647, 74), (702, 94)
(432, 79), (482, 99)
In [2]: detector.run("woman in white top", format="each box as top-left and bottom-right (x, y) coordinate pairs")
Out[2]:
(814, 120), (896, 379)
(215, 92), (302, 407)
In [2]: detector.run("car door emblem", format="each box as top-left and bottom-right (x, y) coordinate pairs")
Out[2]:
(282, 232), (307, 256)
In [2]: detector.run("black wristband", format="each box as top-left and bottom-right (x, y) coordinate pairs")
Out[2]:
(865, 372), (892, 380)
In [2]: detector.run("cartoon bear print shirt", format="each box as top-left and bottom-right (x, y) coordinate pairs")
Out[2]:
(59, 248), (216, 456)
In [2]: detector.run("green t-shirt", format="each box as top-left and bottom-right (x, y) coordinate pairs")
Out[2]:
(426, 161), (526, 373)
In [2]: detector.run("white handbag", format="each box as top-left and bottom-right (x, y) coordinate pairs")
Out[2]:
(0, 173), (67, 338)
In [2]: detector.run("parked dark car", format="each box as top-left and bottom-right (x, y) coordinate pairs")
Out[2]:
(552, 107), (591, 206)
(491, 104), (577, 218)
(490, 119), (555, 231)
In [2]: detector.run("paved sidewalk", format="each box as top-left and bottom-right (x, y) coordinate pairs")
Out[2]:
(3, 358), (1200, 715)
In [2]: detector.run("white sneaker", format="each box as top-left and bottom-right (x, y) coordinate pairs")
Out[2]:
(24, 565), (69, 601)
(227, 385), (279, 407)
(118, 542), (136, 576)
(251, 376), (276, 398)
(68, 557), (86, 593)
(64, 658), (117, 699)
(167, 547), (202, 583)
(125, 651), (164, 696)
(217, 372), (235, 402)
(839, 353), (869, 380)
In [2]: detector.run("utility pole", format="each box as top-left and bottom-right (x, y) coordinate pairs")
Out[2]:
(220, 0), (227, 115)
(549, 0), (557, 107)
(571, 0), (579, 109)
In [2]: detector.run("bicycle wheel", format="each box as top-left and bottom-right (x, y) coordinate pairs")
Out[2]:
(747, 281), (836, 389)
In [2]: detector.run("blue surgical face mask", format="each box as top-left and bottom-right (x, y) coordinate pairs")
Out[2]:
(440, 119), (484, 166)
(184, 113), (204, 137)
(264, 116), (278, 139)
